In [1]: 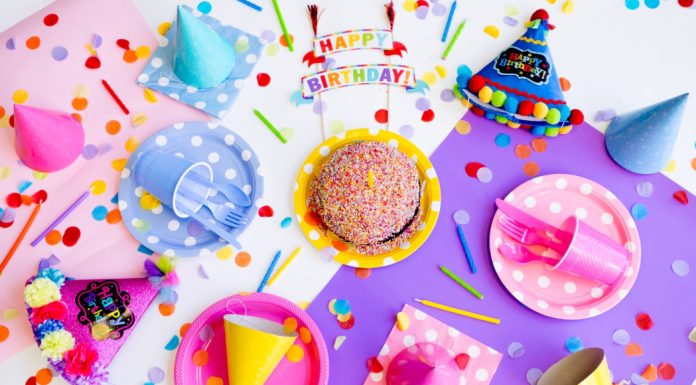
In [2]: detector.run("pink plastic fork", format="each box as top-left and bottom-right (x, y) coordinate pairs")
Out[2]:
(497, 214), (568, 254)
(498, 241), (559, 266)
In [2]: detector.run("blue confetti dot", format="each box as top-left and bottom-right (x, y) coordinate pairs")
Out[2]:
(625, 0), (640, 9)
(197, 1), (212, 14)
(565, 336), (583, 352)
(164, 335), (180, 350)
(51, 46), (69, 61)
(92, 205), (108, 221)
(612, 329), (630, 345)
(334, 299), (351, 315)
(280, 216), (292, 228)
(494, 133), (511, 147)
(507, 341), (525, 358)
(18, 180), (32, 193)
(644, 0), (660, 8)
(631, 203), (648, 220)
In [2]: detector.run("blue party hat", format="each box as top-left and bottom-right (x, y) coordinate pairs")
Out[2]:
(605, 93), (688, 174)
(453, 9), (584, 137)
(173, 6), (236, 89)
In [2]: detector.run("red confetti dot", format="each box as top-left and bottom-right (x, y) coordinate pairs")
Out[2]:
(455, 353), (470, 369)
(421, 109), (435, 122)
(635, 312), (653, 331)
(256, 73), (271, 87)
(25, 376), (37, 385)
(416, 0), (429, 6)
(85, 56), (101, 69)
(657, 362), (675, 380)
(678, 0), (694, 6)
(62, 226), (81, 247)
(116, 38), (130, 50)
(465, 162), (485, 178)
(355, 267), (371, 279)
(338, 315), (355, 329)
(32, 189), (47, 204)
(9, 114), (14, 128)
(43, 14), (59, 27)
(0, 221), (13, 228)
(6, 193), (22, 208)
(258, 205), (274, 217)
(375, 109), (389, 124)
(673, 190), (689, 205)
(366, 356), (383, 373)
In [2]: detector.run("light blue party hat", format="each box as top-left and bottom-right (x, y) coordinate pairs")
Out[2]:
(173, 6), (236, 89)
(605, 93), (688, 174)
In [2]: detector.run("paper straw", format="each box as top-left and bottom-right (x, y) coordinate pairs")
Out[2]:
(442, 20), (466, 60)
(253, 109), (287, 144)
(272, 0), (293, 52)
(457, 224), (477, 273)
(31, 189), (91, 247)
(238, 0), (262, 11)
(267, 247), (301, 287)
(257, 250), (282, 292)
(441, 0), (457, 43)
(439, 265), (483, 299)
(414, 298), (500, 325)
(101, 79), (130, 114)
(1, 202), (42, 274)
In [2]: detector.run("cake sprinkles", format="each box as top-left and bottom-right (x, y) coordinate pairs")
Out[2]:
(307, 141), (423, 255)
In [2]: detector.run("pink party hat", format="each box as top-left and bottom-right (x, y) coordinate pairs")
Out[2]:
(24, 257), (178, 385)
(13, 104), (85, 172)
(386, 342), (461, 385)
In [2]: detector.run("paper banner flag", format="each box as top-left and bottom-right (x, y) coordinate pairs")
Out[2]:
(13, 104), (84, 172)
(313, 29), (394, 56)
(453, 9), (584, 137)
(23, 257), (178, 385)
(301, 64), (416, 98)
(605, 93), (689, 174)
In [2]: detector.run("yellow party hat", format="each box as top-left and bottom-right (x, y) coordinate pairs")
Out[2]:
(538, 348), (612, 385)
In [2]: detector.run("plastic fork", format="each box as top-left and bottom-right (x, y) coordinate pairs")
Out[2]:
(497, 214), (567, 254)
(498, 241), (559, 266)
(200, 199), (248, 227)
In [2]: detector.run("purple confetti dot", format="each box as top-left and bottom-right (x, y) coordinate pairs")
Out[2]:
(0, 208), (17, 223)
(322, 57), (336, 70)
(187, 220), (205, 236)
(612, 329), (630, 345)
(198, 264), (210, 279)
(92, 34), (103, 49)
(313, 100), (327, 114)
(431, 2), (447, 16)
(415, 97), (431, 111)
(440, 89), (455, 102)
(635, 181), (653, 198)
(199, 324), (215, 341)
(476, 167), (493, 183)
(672, 259), (689, 276)
(415, 5), (429, 20)
(5, 38), (15, 50)
(594, 108), (617, 122)
(147, 367), (165, 384)
(82, 144), (99, 159)
(507, 341), (524, 358)
(452, 209), (470, 225)
(503, 16), (519, 27)
(51, 46), (68, 61)
(260, 30), (276, 43)
(98, 143), (114, 155)
(399, 124), (414, 139)
(526, 368), (543, 385)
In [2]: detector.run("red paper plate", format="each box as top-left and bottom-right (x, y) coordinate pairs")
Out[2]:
(174, 292), (329, 385)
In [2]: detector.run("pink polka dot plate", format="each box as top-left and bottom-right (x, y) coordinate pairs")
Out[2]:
(488, 174), (641, 320)
(174, 292), (329, 385)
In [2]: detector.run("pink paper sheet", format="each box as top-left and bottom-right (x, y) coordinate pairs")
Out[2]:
(0, 0), (206, 362)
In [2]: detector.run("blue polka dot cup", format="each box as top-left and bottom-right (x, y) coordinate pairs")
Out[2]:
(132, 150), (213, 218)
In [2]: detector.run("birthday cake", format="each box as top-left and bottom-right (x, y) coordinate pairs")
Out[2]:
(308, 141), (422, 255)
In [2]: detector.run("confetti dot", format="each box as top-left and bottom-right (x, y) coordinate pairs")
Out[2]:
(256, 73), (271, 87)
(92, 205), (108, 221)
(334, 299), (351, 315)
(559, 77), (571, 91)
(51, 46), (68, 61)
(164, 335), (179, 350)
(635, 312), (653, 330)
(157, 22), (171, 36)
(476, 167), (493, 183)
(147, 367), (165, 384)
(334, 335), (346, 350)
(484, 25), (500, 38)
(495, 133), (511, 147)
(422, 72), (437, 86)
(105, 209), (121, 224)
(531, 138), (547, 153)
(338, 315), (355, 329)
(105, 120), (121, 135)
(631, 203), (648, 220)
(26, 36), (41, 49)
(258, 205), (274, 217)
(13, 89), (29, 104)
(62, 226), (81, 247)
(279, 34), (294, 48)
(645, 0), (660, 8)
(375, 109), (389, 124)
(465, 162), (485, 178)
(43, 14), (59, 26)
(192, 349), (209, 366)
(526, 368), (543, 385)
(523, 161), (540, 177)
(123, 49), (138, 63)
(199, 325), (215, 342)
(235, 251), (251, 267)
(421, 109), (435, 122)
(280, 217), (292, 228)
(135, 45), (151, 59)
(515, 144), (532, 159)
(85, 56), (101, 69)
(415, 97), (431, 111)
(286, 345), (304, 362)
(45, 230), (61, 245)
(399, 124), (414, 139)
(453, 209), (470, 225)
(299, 327), (312, 344)
(6, 193), (22, 208)
(612, 329), (630, 345)
(635, 181), (653, 198)
(507, 342), (524, 358)
(565, 336), (583, 352)
(0, 325), (9, 342)
(672, 259), (689, 276)
(455, 120), (471, 134)
(159, 303), (175, 316)
(35, 368), (52, 385)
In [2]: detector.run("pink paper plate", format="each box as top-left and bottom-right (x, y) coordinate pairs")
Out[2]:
(174, 292), (329, 385)
(488, 174), (641, 320)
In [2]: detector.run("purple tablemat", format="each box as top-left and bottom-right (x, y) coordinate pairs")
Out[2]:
(307, 114), (696, 384)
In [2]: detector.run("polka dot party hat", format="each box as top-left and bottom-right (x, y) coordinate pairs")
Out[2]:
(605, 93), (689, 174)
(13, 104), (84, 172)
(23, 256), (178, 385)
(454, 9), (584, 137)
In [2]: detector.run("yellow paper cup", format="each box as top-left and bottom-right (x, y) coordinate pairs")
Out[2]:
(538, 348), (612, 385)
(223, 314), (298, 385)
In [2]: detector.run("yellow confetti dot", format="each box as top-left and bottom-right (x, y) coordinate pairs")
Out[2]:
(158, 22), (171, 36)
(140, 192), (161, 211)
(206, 377), (223, 385)
(216, 246), (233, 260)
(125, 136), (140, 153)
(135, 45), (151, 59)
(548, 0), (558, 4)
(74, 85), (87, 98)
(328, 299), (337, 315)
(328, 121), (345, 134)
(0, 116), (10, 128)
(286, 345), (304, 363)
(111, 158), (127, 171)
(132, 113), (148, 127)
(3, 308), (19, 321)
(0, 166), (11, 180)
(455, 120), (471, 135)
(299, 327), (312, 344)
(13, 89), (29, 104)
(396, 311), (410, 331)
(484, 25), (500, 39)
(562, 0), (574, 14)
(85, 44), (97, 56)
(336, 312), (352, 322)
(283, 317), (298, 334)
(90, 180), (107, 195)
(663, 159), (677, 173)
(435, 65), (447, 79)
(265, 43), (280, 57)
(32, 171), (48, 180)
(403, 0), (417, 12)
(144, 88), (158, 103)
(422, 72), (437, 86)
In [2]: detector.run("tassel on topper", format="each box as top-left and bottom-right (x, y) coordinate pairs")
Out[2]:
(144, 256), (180, 305)
(385, 1), (395, 31)
(308, 4), (320, 37)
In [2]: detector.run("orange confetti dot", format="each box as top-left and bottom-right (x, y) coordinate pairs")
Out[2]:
(691, 157), (696, 171)
(559, 77), (571, 92)
(355, 267), (372, 279)
(72, 97), (88, 111)
(45, 230), (62, 245)
(514, 144), (532, 159)
(70, 113), (82, 124)
(0, 325), (9, 342)
(0, 106), (5, 118)
(523, 161), (540, 177)
(192, 349), (209, 366)
(279, 34), (295, 48)
(641, 364), (657, 382)
(625, 342), (643, 356)
(299, 327), (312, 344)
(283, 317), (298, 334)
(331, 240), (349, 252)
(21, 194), (33, 206)
(123, 49), (138, 63)
(105, 209), (121, 224)
(180, 323), (191, 337)
(235, 251), (251, 267)
(531, 138), (548, 153)
(159, 303), (175, 316)
(206, 377), (223, 385)
(26, 36), (41, 49)
(35, 368), (53, 385)
(105, 120), (121, 135)
(286, 344), (304, 362)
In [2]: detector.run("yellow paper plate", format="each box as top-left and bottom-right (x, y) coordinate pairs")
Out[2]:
(294, 128), (441, 268)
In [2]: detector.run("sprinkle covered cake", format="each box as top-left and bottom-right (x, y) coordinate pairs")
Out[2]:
(308, 141), (422, 255)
